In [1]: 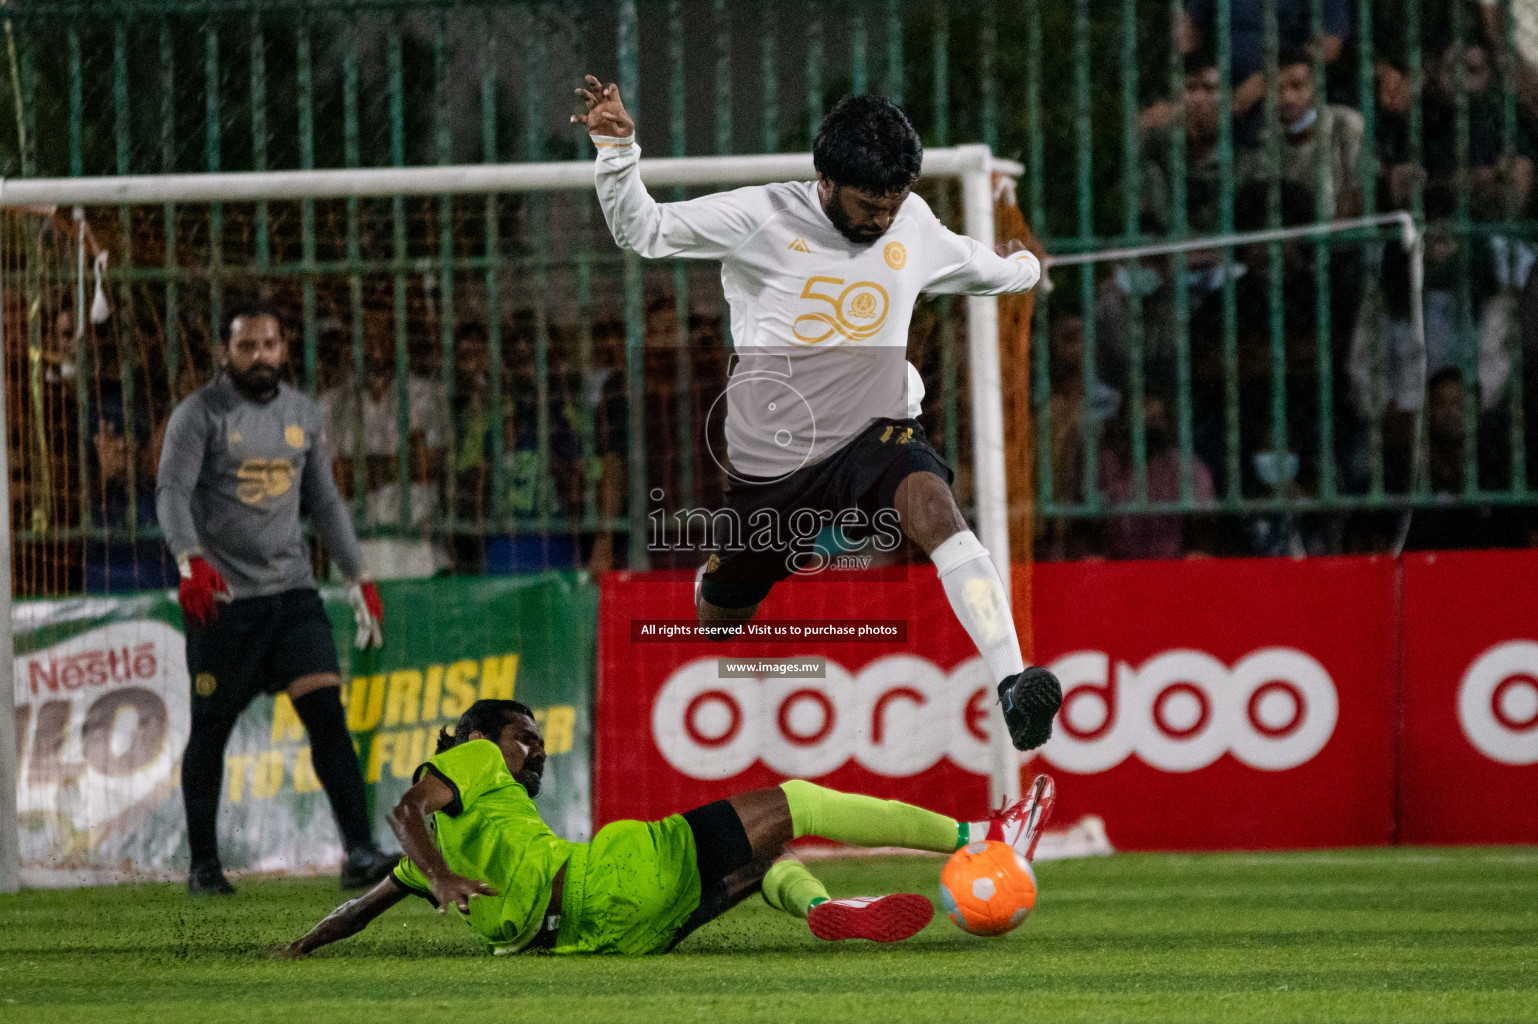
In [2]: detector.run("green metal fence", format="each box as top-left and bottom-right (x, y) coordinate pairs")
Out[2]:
(2, 1), (1534, 592)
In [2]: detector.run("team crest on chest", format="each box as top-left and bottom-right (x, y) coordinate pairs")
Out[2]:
(883, 241), (907, 270)
(285, 424), (305, 448)
(793, 277), (891, 343)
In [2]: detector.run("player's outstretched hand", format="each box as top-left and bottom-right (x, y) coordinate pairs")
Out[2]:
(995, 236), (1047, 278)
(571, 75), (634, 138)
(430, 871), (499, 915)
(177, 555), (229, 627)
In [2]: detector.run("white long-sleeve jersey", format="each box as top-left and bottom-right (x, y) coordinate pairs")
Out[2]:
(594, 134), (1040, 479)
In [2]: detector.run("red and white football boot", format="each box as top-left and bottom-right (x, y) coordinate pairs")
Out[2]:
(807, 893), (934, 943)
(986, 773), (1057, 862)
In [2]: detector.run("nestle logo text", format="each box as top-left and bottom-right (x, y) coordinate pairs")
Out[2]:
(27, 643), (159, 695)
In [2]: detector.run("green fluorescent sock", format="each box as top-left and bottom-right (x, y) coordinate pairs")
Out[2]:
(779, 779), (962, 854)
(762, 859), (830, 919)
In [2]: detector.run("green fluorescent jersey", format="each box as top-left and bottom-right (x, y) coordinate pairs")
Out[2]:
(392, 739), (574, 951)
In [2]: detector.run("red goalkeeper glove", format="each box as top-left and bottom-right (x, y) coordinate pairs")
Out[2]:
(348, 580), (384, 650)
(177, 555), (229, 627)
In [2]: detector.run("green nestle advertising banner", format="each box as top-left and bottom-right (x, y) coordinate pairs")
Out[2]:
(11, 572), (596, 887)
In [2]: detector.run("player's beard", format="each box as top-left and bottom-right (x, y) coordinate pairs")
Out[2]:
(824, 186), (886, 246)
(229, 362), (281, 402)
(518, 759), (545, 797)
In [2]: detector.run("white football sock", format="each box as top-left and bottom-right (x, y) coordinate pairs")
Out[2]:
(959, 820), (993, 847)
(931, 530), (1026, 685)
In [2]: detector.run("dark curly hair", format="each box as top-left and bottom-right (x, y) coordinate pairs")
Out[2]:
(812, 95), (923, 196)
(434, 699), (536, 754)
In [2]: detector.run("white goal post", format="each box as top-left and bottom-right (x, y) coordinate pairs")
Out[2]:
(0, 145), (1028, 891)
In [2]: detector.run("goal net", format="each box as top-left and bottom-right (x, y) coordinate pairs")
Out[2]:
(0, 149), (1031, 889)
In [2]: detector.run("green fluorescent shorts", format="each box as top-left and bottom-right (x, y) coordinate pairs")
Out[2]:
(553, 814), (703, 955)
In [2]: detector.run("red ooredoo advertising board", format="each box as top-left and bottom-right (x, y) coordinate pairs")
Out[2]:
(1399, 549), (1538, 844)
(596, 556), (1400, 850)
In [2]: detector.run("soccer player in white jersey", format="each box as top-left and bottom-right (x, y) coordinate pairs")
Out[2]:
(575, 76), (1062, 754)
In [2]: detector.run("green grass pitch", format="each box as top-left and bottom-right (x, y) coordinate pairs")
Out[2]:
(3, 846), (1536, 1023)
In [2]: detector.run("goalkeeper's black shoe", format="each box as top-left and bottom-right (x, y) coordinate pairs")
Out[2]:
(340, 845), (399, 890)
(998, 666), (1063, 752)
(187, 860), (235, 897)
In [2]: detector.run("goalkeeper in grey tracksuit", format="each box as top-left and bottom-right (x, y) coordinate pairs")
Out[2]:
(156, 301), (397, 896)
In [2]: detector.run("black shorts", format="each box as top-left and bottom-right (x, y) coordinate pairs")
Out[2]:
(185, 587), (340, 720)
(667, 799), (757, 949)
(699, 417), (953, 609)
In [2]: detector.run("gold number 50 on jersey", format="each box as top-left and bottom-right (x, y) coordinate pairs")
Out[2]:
(236, 459), (294, 503)
(792, 276), (890, 344)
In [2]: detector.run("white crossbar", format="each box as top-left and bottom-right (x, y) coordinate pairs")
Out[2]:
(0, 147), (1023, 208)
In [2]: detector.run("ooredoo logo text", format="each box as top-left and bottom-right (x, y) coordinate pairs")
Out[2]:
(651, 647), (1339, 779)
(1458, 640), (1538, 766)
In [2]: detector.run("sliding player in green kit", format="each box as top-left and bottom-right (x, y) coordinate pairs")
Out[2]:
(284, 700), (1055, 956)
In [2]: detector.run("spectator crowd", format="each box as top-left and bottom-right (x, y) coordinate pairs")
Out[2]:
(1039, 0), (1538, 561)
(13, 0), (1538, 595)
